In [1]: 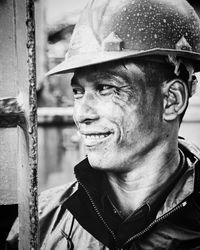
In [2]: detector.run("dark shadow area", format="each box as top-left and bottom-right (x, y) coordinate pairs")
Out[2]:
(0, 204), (18, 249)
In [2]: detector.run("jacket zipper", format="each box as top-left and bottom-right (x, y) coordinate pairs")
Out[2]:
(123, 201), (187, 247)
(78, 181), (118, 244)
(78, 179), (187, 250)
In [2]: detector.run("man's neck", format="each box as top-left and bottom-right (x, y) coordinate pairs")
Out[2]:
(105, 143), (182, 218)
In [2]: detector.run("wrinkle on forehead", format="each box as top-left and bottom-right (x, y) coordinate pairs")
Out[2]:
(73, 60), (146, 87)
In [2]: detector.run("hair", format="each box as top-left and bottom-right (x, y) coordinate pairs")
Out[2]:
(121, 58), (191, 123)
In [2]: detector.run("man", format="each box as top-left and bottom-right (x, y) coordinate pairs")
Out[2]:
(7, 0), (200, 249)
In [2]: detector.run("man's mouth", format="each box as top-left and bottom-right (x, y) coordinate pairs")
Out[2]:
(81, 132), (113, 146)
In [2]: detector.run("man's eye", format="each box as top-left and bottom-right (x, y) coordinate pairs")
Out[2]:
(72, 88), (84, 99)
(99, 85), (117, 95)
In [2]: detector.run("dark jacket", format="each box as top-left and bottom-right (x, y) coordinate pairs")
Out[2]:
(7, 139), (200, 249)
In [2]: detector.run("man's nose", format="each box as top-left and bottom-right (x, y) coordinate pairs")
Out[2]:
(74, 92), (99, 124)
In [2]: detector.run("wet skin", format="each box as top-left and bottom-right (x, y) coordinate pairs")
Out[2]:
(71, 62), (164, 173)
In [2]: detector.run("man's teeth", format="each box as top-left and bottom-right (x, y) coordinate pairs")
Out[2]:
(84, 134), (110, 139)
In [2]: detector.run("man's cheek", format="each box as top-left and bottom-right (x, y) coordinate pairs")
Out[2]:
(110, 97), (136, 119)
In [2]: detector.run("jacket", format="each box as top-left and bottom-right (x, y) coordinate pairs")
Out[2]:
(7, 139), (200, 249)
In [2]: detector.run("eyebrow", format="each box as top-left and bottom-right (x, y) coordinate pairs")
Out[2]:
(71, 70), (130, 87)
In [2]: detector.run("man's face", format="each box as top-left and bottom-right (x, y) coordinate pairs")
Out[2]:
(72, 62), (164, 173)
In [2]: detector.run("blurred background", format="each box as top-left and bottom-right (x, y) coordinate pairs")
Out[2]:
(35, 0), (200, 192)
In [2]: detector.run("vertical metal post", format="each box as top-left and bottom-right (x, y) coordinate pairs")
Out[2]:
(26, 0), (39, 248)
(0, 0), (38, 248)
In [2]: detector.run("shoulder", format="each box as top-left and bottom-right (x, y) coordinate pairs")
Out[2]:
(178, 137), (200, 160)
(39, 181), (78, 218)
(179, 138), (200, 200)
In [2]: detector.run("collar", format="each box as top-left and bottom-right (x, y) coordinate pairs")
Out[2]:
(63, 140), (199, 247)
(156, 140), (199, 218)
(73, 145), (194, 218)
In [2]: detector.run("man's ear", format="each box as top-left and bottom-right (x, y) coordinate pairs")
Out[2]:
(162, 79), (188, 121)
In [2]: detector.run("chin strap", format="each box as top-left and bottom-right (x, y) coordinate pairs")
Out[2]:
(167, 36), (198, 98)
(167, 54), (198, 98)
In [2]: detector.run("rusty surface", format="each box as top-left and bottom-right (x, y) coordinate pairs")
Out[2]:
(0, 97), (26, 128)
(26, 0), (39, 248)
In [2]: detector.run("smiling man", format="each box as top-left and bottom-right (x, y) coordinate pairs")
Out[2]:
(72, 62), (165, 174)
(7, 0), (200, 249)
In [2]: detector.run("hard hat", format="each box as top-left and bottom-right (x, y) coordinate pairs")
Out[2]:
(47, 0), (200, 76)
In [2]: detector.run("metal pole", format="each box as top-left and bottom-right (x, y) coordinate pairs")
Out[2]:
(26, 0), (39, 248)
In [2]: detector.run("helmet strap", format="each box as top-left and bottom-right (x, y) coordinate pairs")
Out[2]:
(167, 55), (197, 97)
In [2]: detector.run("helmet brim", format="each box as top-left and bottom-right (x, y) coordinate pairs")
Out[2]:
(46, 48), (200, 76)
